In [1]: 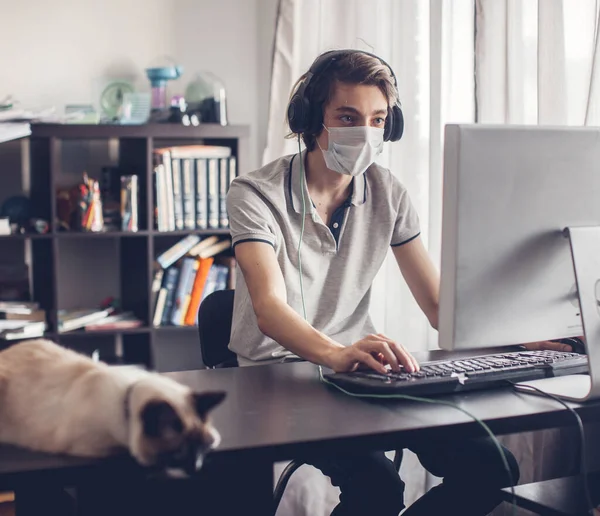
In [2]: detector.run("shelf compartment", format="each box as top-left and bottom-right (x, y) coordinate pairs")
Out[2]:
(58, 326), (151, 337)
(0, 233), (52, 240)
(30, 124), (250, 140)
(54, 230), (150, 238)
(152, 228), (230, 237)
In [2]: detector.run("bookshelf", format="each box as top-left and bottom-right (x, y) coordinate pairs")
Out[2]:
(1, 123), (249, 371)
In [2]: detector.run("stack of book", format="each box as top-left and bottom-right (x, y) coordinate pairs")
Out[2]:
(58, 307), (144, 333)
(154, 144), (238, 232)
(152, 235), (234, 327)
(0, 301), (46, 341)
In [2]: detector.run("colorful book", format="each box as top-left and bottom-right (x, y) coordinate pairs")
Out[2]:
(188, 235), (219, 257)
(197, 239), (232, 259)
(170, 258), (198, 325)
(156, 235), (201, 269)
(160, 266), (181, 326)
(184, 257), (214, 326)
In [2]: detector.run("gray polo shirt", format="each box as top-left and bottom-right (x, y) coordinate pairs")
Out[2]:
(226, 150), (420, 366)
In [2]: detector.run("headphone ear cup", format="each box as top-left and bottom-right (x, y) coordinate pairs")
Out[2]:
(387, 104), (404, 142)
(287, 75), (314, 135)
(287, 93), (306, 134)
(383, 108), (393, 141)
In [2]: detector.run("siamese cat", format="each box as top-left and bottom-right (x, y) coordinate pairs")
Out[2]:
(0, 339), (226, 476)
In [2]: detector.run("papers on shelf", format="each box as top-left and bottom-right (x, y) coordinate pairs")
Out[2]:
(0, 122), (31, 144)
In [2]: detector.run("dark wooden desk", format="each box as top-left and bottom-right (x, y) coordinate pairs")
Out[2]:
(165, 357), (600, 463)
(2, 350), (600, 515)
(500, 472), (600, 515)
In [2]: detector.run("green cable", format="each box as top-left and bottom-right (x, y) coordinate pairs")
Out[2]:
(318, 366), (517, 515)
(297, 136), (307, 320)
(296, 135), (515, 514)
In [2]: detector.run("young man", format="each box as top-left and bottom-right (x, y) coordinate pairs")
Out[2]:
(226, 50), (572, 516)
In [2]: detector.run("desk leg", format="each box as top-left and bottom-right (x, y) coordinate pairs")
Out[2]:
(74, 457), (274, 516)
(237, 457), (274, 515)
(14, 487), (75, 516)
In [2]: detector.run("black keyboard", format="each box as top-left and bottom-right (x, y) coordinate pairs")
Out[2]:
(323, 350), (589, 397)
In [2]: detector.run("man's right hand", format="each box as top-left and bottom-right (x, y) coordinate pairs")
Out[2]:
(325, 334), (420, 375)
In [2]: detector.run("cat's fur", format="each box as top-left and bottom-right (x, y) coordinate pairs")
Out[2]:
(0, 339), (226, 474)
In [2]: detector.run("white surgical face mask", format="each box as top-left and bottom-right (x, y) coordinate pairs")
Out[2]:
(317, 125), (384, 176)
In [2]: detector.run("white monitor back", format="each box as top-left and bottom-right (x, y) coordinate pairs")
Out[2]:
(439, 124), (600, 350)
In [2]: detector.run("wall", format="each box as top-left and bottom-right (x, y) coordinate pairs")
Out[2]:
(0, 0), (279, 370)
(0, 0), (174, 116)
(0, 0), (277, 171)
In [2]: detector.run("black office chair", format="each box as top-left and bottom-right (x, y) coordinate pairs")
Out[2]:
(197, 289), (403, 515)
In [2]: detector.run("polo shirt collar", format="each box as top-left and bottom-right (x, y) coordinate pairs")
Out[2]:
(288, 151), (368, 214)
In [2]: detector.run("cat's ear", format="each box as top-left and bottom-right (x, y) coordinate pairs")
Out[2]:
(141, 400), (184, 438)
(193, 391), (226, 419)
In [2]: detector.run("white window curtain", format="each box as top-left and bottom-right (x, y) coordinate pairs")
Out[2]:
(267, 2), (600, 515)
(476, 0), (600, 126)
(476, 3), (600, 509)
(263, 0), (475, 355)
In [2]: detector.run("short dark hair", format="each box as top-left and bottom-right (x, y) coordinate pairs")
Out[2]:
(286, 51), (399, 151)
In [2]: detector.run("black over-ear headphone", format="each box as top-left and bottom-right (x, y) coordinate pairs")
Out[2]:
(287, 49), (404, 142)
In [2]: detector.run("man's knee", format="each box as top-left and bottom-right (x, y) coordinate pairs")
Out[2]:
(311, 452), (405, 515)
(460, 440), (520, 489)
(414, 437), (520, 490)
(348, 453), (405, 513)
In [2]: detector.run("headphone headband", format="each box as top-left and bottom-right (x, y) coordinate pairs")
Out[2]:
(287, 49), (404, 142)
(304, 49), (400, 96)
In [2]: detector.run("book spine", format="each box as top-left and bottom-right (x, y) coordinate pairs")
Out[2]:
(207, 158), (219, 229)
(178, 259), (199, 325)
(161, 266), (181, 326)
(0, 309), (45, 322)
(150, 268), (164, 313)
(200, 265), (220, 303)
(154, 164), (168, 231)
(182, 158), (196, 230)
(172, 158), (184, 230)
(184, 257), (214, 326)
(120, 175), (138, 232)
(170, 258), (196, 325)
(219, 158), (229, 228)
(195, 158), (208, 229)
(229, 156), (237, 183)
(162, 151), (176, 231)
(153, 288), (168, 326)
(215, 265), (228, 291)
(156, 234), (201, 269)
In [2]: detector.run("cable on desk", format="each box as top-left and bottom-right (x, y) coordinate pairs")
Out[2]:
(319, 366), (517, 516)
(299, 123), (515, 512)
(510, 381), (594, 515)
(297, 135), (307, 321)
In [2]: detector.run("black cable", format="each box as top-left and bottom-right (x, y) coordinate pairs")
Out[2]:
(510, 381), (594, 515)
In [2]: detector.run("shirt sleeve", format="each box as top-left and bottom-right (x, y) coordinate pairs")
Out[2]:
(227, 179), (278, 249)
(390, 178), (421, 247)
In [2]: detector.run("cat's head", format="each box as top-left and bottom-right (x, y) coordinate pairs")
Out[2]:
(126, 375), (226, 477)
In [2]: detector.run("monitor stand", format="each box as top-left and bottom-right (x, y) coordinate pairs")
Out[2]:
(514, 226), (600, 402)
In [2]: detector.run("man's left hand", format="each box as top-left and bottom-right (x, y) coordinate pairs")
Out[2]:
(522, 338), (584, 352)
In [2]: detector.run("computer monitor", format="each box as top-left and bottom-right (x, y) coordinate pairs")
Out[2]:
(438, 124), (600, 401)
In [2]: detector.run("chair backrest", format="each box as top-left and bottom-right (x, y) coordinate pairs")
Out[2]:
(197, 289), (238, 368)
